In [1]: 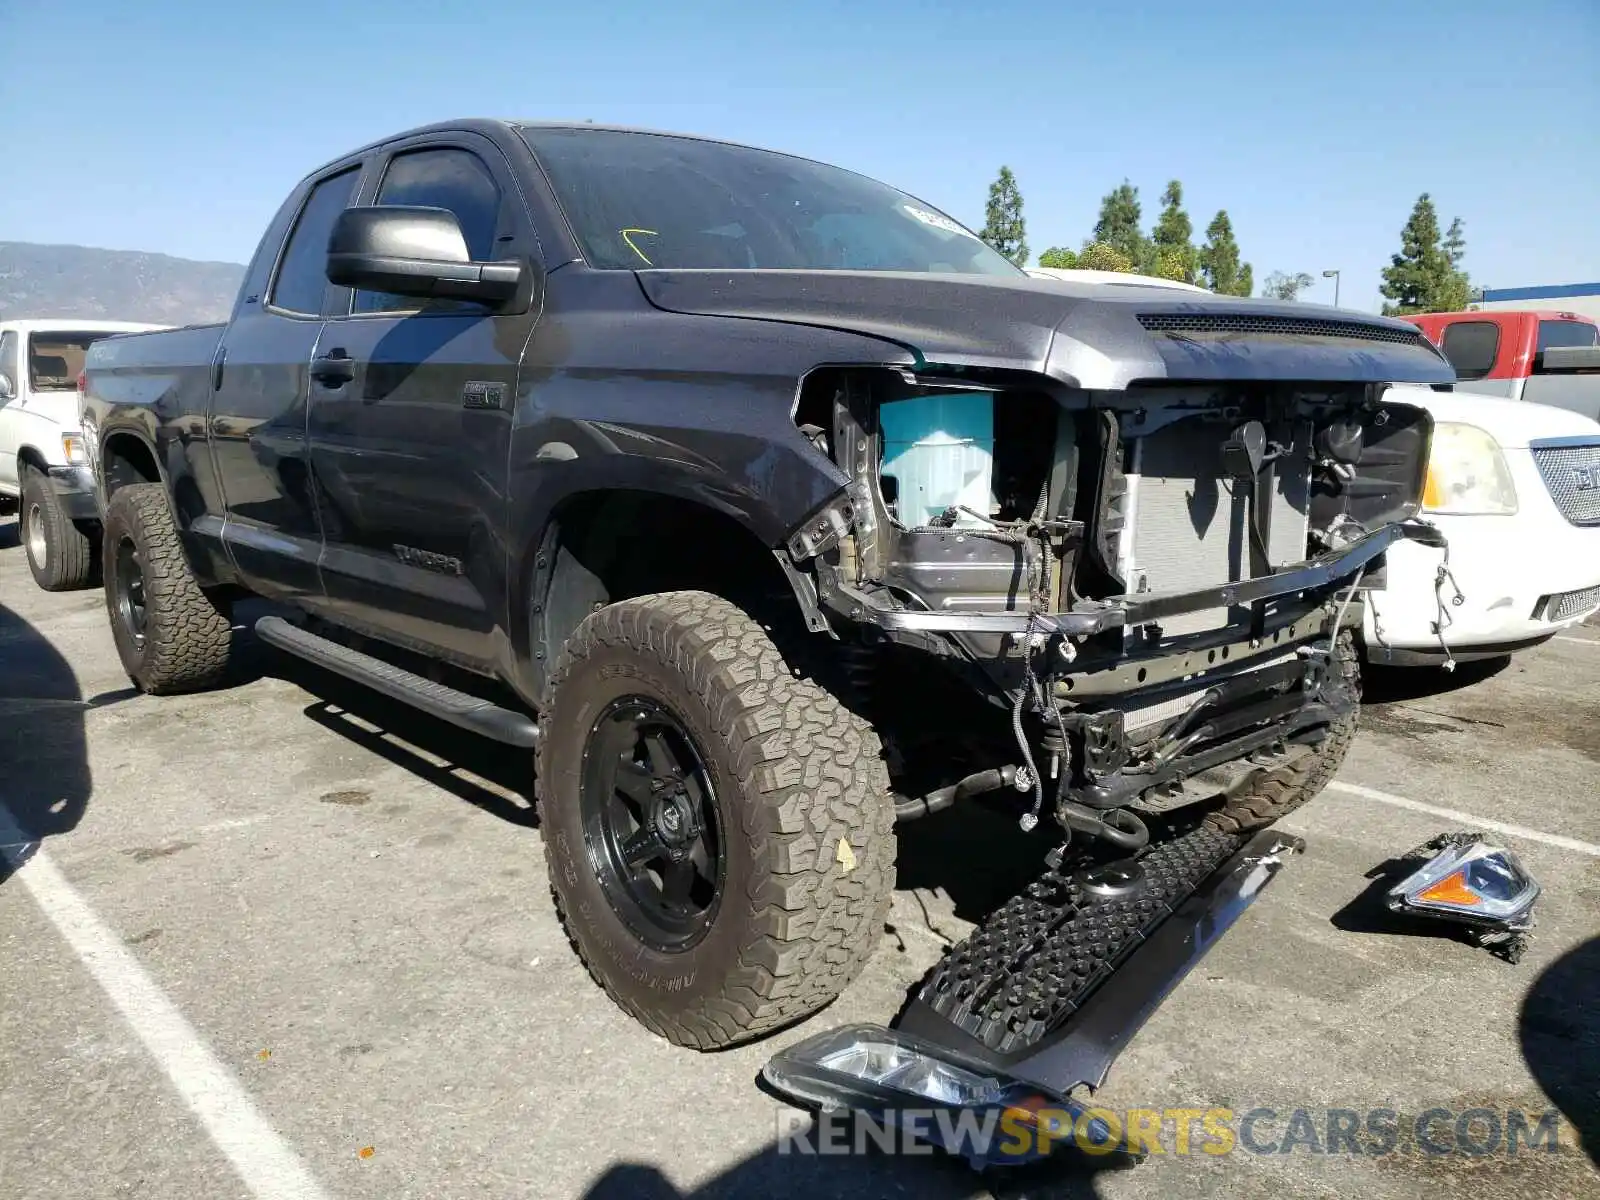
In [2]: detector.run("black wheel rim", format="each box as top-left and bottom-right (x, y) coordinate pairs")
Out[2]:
(113, 535), (148, 649)
(580, 696), (725, 952)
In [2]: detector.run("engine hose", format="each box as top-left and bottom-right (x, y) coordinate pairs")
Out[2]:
(893, 765), (1020, 823)
(1057, 802), (1150, 852)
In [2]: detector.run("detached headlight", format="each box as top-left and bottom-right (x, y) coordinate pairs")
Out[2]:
(1422, 422), (1516, 514)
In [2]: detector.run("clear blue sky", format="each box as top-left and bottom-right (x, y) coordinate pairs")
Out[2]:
(2, 0), (1595, 312)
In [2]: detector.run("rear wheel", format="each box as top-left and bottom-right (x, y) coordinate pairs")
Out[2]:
(1207, 630), (1360, 833)
(537, 590), (894, 1049)
(20, 467), (95, 591)
(101, 483), (233, 694)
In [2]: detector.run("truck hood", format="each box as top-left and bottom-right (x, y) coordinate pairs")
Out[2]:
(1384, 382), (1600, 448)
(635, 269), (1456, 390)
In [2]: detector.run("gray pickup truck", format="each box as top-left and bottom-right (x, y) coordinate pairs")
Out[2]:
(80, 120), (1454, 1082)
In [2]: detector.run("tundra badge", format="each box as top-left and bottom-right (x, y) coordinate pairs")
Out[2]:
(462, 381), (505, 411)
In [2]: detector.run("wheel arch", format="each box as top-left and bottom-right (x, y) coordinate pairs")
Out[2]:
(512, 487), (815, 705)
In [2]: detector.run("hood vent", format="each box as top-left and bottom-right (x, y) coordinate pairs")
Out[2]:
(1138, 313), (1426, 346)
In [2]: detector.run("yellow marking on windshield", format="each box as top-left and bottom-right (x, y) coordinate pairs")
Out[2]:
(621, 228), (658, 266)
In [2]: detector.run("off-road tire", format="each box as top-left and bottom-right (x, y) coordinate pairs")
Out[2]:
(21, 467), (95, 591)
(1206, 630), (1360, 833)
(536, 590), (894, 1050)
(102, 483), (232, 694)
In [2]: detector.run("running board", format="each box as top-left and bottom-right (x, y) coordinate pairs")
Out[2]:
(896, 825), (1303, 1097)
(254, 616), (540, 748)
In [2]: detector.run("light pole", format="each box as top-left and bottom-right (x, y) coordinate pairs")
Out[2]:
(1322, 269), (1341, 307)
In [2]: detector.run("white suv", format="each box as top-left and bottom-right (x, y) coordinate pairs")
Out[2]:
(0, 319), (165, 589)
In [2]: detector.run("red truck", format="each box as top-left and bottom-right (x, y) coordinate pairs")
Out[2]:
(1405, 309), (1600, 421)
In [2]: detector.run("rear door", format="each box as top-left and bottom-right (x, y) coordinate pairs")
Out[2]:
(307, 135), (540, 667)
(210, 164), (361, 602)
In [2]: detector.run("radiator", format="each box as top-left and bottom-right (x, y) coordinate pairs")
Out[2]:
(1120, 417), (1312, 637)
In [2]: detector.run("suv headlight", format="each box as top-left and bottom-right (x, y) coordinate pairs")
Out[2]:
(1422, 422), (1517, 515)
(60, 433), (88, 465)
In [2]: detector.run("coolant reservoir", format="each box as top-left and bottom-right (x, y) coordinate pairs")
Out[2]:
(879, 394), (995, 527)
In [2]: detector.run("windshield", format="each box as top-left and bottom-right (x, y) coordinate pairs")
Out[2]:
(28, 333), (115, 392)
(521, 128), (1020, 276)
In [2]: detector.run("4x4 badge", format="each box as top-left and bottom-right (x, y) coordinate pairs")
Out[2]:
(462, 381), (505, 411)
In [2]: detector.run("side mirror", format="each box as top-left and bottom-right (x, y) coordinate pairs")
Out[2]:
(0, 373), (13, 400)
(326, 205), (525, 305)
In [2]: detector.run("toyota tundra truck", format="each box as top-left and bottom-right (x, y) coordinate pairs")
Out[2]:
(80, 121), (1455, 1096)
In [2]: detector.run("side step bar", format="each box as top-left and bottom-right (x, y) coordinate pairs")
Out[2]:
(254, 616), (540, 748)
(896, 826), (1303, 1097)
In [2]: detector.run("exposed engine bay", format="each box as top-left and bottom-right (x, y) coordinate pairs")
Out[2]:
(788, 365), (1441, 845)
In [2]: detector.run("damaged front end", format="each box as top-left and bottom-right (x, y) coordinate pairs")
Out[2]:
(787, 321), (1448, 844)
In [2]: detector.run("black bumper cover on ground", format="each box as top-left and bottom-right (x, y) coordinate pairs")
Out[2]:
(896, 826), (1304, 1097)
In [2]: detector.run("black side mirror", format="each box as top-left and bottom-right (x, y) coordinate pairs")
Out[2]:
(326, 206), (526, 304)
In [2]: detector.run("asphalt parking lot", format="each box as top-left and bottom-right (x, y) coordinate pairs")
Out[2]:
(2, 515), (1597, 1200)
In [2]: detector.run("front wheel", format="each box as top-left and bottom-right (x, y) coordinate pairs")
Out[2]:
(101, 483), (233, 694)
(1207, 630), (1360, 833)
(21, 468), (95, 591)
(536, 591), (894, 1049)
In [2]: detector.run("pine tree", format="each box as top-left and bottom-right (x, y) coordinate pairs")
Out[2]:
(1093, 181), (1146, 267)
(1379, 194), (1470, 315)
(1199, 210), (1252, 296)
(980, 167), (1028, 267)
(1151, 181), (1197, 282)
(1037, 246), (1079, 269)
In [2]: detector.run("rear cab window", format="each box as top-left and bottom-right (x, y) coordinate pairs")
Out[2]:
(27, 332), (118, 392)
(1533, 319), (1599, 372)
(269, 168), (361, 316)
(1439, 320), (1500, 379)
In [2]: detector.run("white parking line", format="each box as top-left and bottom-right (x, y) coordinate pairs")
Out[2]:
(1554, 636), (1598, 648)
(15, 848), (332, 1200)
(1326, 780), (1600, 858)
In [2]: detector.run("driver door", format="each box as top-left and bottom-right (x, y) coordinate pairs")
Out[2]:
(307, 136), (541, 667)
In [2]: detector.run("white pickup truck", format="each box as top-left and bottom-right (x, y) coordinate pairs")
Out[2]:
(0, 319), (164, 589)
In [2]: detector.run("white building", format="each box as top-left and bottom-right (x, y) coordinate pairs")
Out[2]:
(1474, 282), (1600, 322)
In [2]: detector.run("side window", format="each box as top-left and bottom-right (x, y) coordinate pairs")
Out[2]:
(0, 331), (19, 397)
(353, 148), (502, 314)
(1439, 321), (1500, 380)
(269, 168), (361, 316)
(1533, 319), (1598, 373)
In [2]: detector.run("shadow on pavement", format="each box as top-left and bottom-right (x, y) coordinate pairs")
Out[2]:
(0, 597), (92, 883)
(257, 635), (538, 828)
(576, 1129), (1124, 1199)
(1361, 655), (1510, 705)
(1520, 935), (1600, 1166)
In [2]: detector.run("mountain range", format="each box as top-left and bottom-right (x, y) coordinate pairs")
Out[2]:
(0, 242), (245, 325)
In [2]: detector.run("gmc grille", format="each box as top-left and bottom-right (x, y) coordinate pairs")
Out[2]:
(1530, 441), (1600, 526)
(1138, 313), (1426, 347)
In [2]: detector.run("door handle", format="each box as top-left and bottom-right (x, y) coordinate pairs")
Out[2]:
(311, 349), (355, 388)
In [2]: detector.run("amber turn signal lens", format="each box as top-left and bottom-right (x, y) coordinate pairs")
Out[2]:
(1416, 868), (1481, 907)
(1421, 466), (1444, 510)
